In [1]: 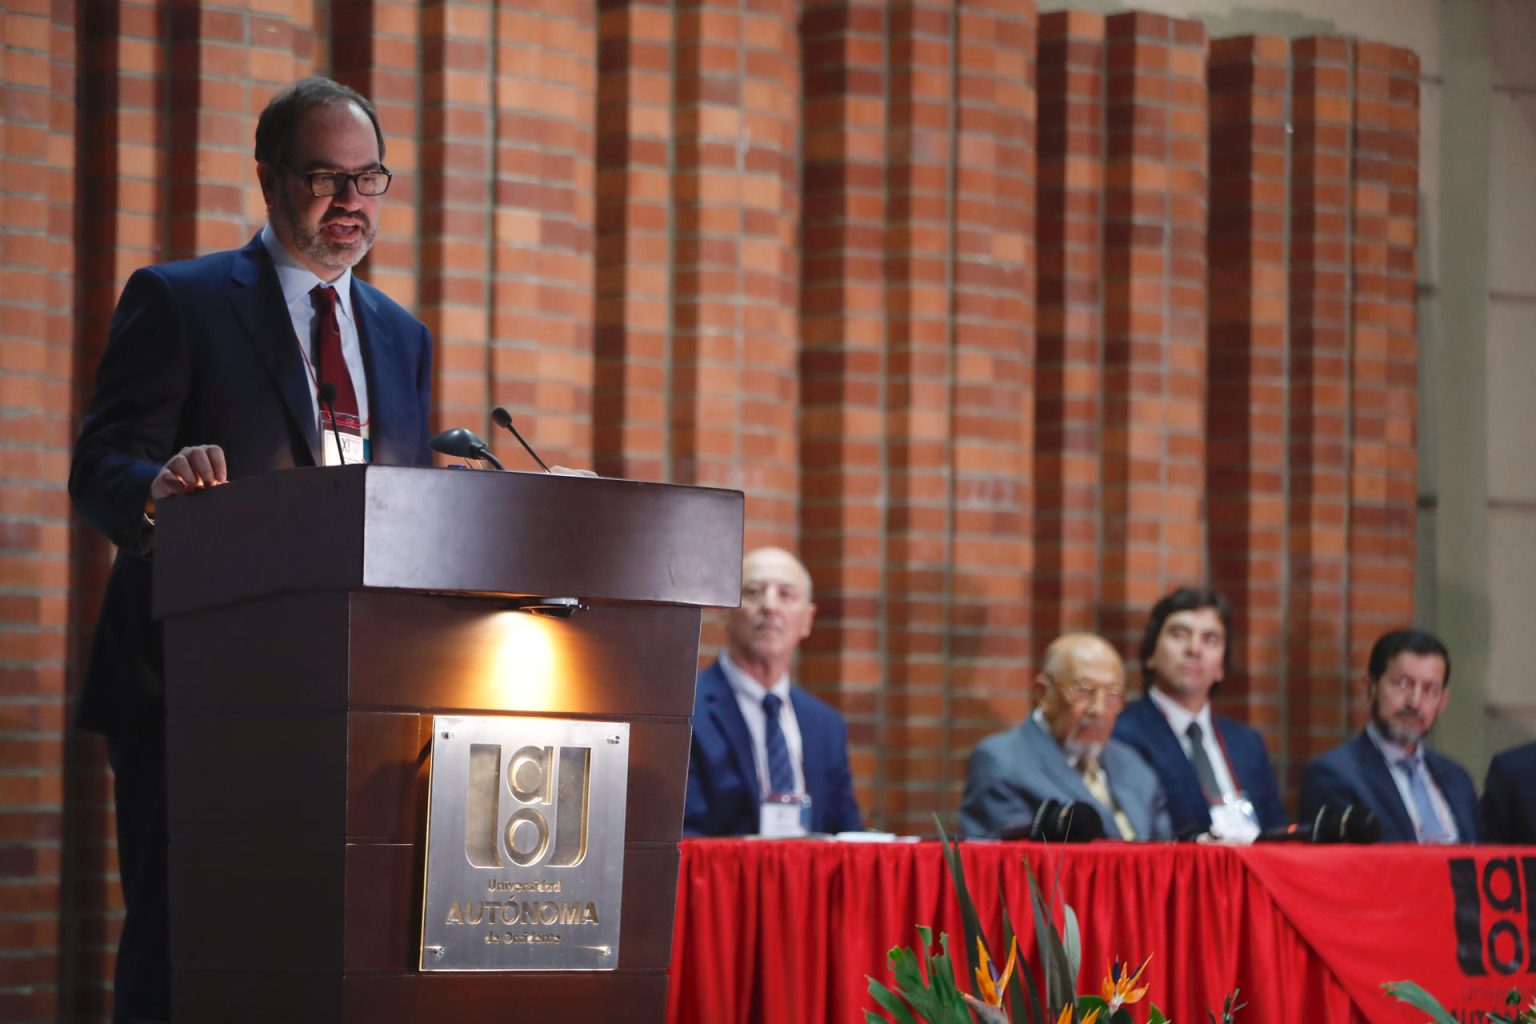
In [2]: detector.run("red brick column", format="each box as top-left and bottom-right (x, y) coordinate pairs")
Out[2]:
(1285, 36), (1354, 787)
(1033, 10), (1105, 644)
(879, 0), (957, 833)
(419, 3), (494, 441)
(1099, 12), (1209, 663)
(2, 3), (77, 1019)
(1346, 42), (1419, 719)
(1205, 35), (1290, 744)
(670, 1), (800, 547)
(489, 4), (597, 470)
(944, 0), (1037, 809)
(594, 2), (675, 482)
(796, 1), (889, 805)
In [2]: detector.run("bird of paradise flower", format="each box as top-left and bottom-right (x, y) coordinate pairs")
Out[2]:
(866, 821), (1216, 1024)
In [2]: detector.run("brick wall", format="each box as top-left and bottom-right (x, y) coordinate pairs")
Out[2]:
(0, 0), (1418, 1016)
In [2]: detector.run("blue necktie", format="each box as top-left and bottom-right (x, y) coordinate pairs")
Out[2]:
(1401, 757), (1448, 843)
(1186, 720), (1221, 801)
(761, 693), (796, 794)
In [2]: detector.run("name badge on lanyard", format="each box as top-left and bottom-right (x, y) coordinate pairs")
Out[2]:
(759, 793), (812, 838)
(320, 409), (369, 466)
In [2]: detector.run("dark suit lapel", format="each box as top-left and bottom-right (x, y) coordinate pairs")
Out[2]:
(1133, 700), (1206, 807)
(1352, 732), (1416, 840)
(350, 279), (396, 462)
(701, 665), (760, 797)
(227, 236), (320, 464)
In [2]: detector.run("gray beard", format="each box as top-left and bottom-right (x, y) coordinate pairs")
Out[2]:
(274, 199), (376, 273)
(1377, 712), (1427, 750)
(1062, 736), (1105, 767)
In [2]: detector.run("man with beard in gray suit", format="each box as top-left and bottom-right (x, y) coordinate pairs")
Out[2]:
(960, 633), (1172, 841)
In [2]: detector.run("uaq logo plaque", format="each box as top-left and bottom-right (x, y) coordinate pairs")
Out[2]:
(420, 716), (628, 971)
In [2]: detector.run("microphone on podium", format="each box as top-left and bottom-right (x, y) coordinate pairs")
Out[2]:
(490, 406), (551, 473)
(429, 426), (504, 469)
(997, 799), (1108, 844)
(1255, 804), (1380, 844)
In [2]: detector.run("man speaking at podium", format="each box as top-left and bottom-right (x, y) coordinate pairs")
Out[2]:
(70, 78), (432, 1022)
(684, 547), (863, 836)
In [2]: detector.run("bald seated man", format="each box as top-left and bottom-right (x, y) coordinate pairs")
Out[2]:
(684, 547), (863, 836)
(960, 633), (1172, 840)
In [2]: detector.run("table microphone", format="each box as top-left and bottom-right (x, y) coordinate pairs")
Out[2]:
(490, 406), (551, 472)
(1255, 804), (1380, 844)
(998, 799), (1107, 843)
(429, 426), (504, 469)
(319, 382), (345, 466)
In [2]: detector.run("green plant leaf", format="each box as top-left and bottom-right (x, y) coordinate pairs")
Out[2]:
(866, 977), (921, 1024)
(1382, 981), (1460, 1024)
(935, 817), (990, 1002)
(1028, 865), (1076, 1014)
(999, 896), (1043, 1024)
(1062, 903), (1082, 988)
(1148, 1004), (1170, 1024)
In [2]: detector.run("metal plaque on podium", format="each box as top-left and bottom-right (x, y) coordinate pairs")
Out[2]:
(420, 716), (629, 971)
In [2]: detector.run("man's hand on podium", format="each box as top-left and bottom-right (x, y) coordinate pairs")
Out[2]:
(147, 444), (228, 515)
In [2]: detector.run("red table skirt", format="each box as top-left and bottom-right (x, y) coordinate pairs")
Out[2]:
(667, 838), (1536, 1024)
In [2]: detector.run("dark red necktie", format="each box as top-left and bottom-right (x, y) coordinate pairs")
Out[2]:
(311, 284), (359, 428)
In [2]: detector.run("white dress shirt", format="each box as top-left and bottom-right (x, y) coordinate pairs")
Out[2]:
(718, 649), (806, 797)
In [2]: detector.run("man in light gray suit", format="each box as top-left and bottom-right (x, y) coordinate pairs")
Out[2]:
(959, 632), (1173, 841)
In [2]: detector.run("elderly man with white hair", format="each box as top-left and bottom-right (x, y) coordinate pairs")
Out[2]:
(959, 632), (1172, 841)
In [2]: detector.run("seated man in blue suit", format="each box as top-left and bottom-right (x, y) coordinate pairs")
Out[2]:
(1112, 587), (1286, 841)
(1483, 740), (1536, 844)
(1299, 628), (1478, 843)
(70, 78), (434, 1022)
(685, 547), (862, 836)
(960, 632), (1172, 841)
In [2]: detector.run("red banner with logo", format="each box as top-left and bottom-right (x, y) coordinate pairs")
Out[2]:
(668, 839), (1536, 1023)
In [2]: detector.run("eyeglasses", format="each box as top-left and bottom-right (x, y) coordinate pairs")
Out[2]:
(1048, 678), (1125, 709)
(1381, 676), (1444, 701)
(285, 166), (392, 197)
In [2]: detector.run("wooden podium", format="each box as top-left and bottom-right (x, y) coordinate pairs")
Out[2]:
(154, 465), (742, 1021)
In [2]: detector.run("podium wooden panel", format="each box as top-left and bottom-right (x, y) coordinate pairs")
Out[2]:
(155, 466), (742, 1022)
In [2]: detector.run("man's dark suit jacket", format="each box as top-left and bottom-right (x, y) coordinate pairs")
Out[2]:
(684, 659), (862, 836)
(1298, 730), (1479, 843)
(70, 233), (434, 737)
(1112, 694), (1287, 837)
(1482, 741), (1536, 844)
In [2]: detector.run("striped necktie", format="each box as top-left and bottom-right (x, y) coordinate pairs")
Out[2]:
(761, 692), (796, 794)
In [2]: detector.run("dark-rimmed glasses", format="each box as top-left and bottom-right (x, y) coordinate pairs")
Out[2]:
(285, 166), (392, 197)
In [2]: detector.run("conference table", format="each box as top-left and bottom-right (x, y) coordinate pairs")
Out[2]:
(666, 837), (1536, 1023)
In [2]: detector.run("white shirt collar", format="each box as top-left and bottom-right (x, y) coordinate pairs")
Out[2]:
(1147, 684), (1213, 739)
(719, 649), (792, 705)
(260, 224), (355, 326)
